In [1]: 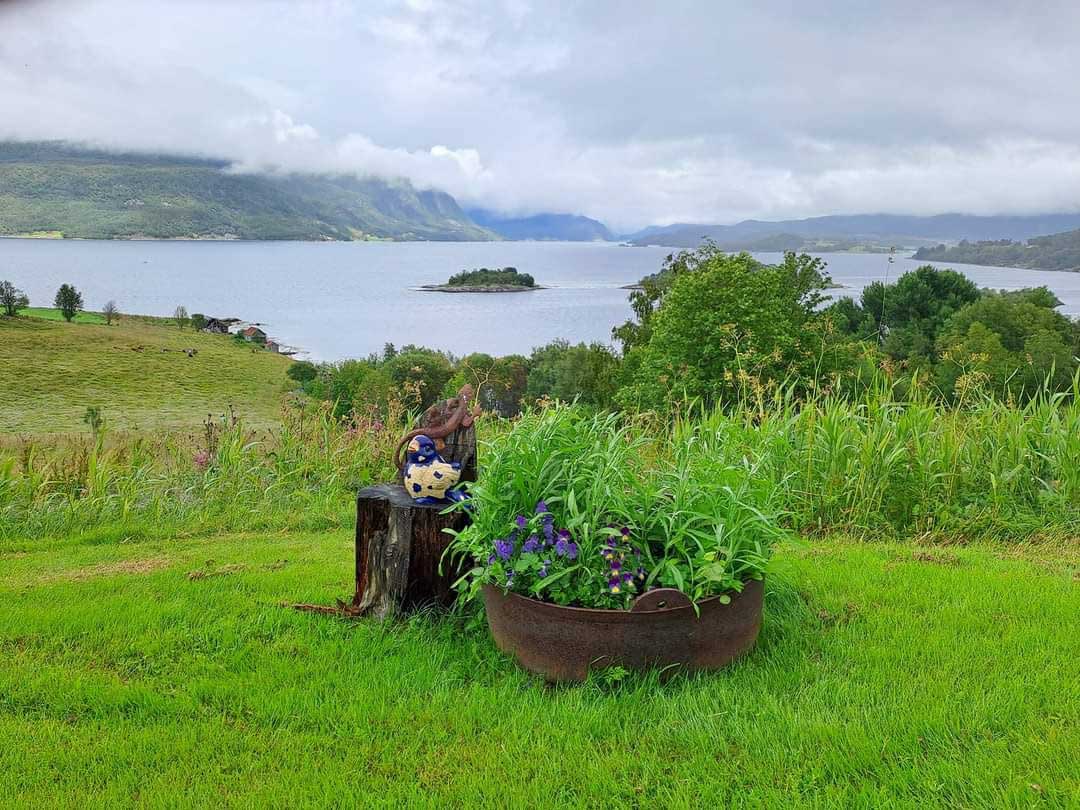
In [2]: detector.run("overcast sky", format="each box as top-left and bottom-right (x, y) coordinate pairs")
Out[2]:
(2, 0), (1080, 230)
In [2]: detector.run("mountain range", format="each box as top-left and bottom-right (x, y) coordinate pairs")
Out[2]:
(0, 142), (493, 242)
(466, 209), (613, 241)
(623, 214), (1080, 249)
(4, 141), (1080, 249)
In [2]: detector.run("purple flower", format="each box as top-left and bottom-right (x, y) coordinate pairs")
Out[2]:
(542, 516), (555, 545)
(608, 576), (622, 594)
(539, 559), (550, 577)
(535, 500), (549, 514)
(506, 570), (515, 587)
(565, 542), (578, 560)
(487, 554), (497, 565)
(620, 527), (631, 539)
(636, 566), (646, 581)
(515, 515), (528, 530)
(605, 536), (618, 548)
(494, 538), (514, 561)
(621, 572), (634, 584)
(609, 558), (622, 572)
(523, 535), (540, 553)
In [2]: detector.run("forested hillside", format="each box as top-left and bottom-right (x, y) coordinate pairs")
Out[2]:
(913, 228), (1080, 272)
(0, 142), (494, 241)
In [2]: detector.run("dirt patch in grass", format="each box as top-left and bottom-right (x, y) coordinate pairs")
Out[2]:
(46, 556), (172, 583)
(187, 562), (248, 580)
(911, 548), (963, 566)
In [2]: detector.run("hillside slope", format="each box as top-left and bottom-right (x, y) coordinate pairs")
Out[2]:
(629, 213), (1080, 249)
(0, 142), (494, 242)
(913, 228), (1080, 272)
(467, 209), (613, 241)
(0, 313), (290, 433)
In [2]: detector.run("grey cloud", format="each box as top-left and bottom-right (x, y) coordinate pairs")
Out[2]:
(1, 0), (1079, 230)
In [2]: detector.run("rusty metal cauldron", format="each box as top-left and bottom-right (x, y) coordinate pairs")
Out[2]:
(481, 579), (764, 682)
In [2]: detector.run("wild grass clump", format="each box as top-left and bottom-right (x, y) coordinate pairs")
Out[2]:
(677, 377), (1080, 542)
(3, 376), (1076, 549)
(0, 400), (398, 543)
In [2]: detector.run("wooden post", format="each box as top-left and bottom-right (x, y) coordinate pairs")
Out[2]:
(353, 484), (468, 619)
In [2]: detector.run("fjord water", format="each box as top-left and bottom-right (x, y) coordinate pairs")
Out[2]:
(4, 238), (1079, 361)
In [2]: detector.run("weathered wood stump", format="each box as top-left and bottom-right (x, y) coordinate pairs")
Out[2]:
(353, 484), (469, 619)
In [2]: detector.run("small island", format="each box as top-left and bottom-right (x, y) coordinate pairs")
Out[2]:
(419, 266), (543, 293)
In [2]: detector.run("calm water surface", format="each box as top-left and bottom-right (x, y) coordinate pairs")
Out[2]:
(3, 239), (1078, 361)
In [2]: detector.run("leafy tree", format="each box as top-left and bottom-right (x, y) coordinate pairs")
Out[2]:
(102, 300), (119, 325)
(616, 249), (855, 411)
(936, 292), (1079, 400)
(526, 340), (620, 408)
(286, 360), (319, 385)
(446, 353), (529, 417)
(613, 244), (723, 352)
(0, 280), (29, 316)
(190, 312), (207, 331)
(384, 348), (455, 410)
(174, 305), (189, 329)
(54, 284), (83, 322)
(857, 266), (980, 362)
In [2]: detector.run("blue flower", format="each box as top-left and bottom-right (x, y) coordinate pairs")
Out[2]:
(539, 559), (550, 577)
(523, 535), (540, 553)
(565, 542), (578, 560)
(506, 570), (515, 587)
(535, 500), (549, 514)
(494, 538), (514, 561)
(515, 515), (528, 530)
(487, 554), (496, 565)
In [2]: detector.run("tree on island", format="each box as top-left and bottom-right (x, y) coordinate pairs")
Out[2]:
(0, 280), (29, 316)
(447, 267), (536, 287)
(54, 284), (84, 322)
(102, 300), (119, 325)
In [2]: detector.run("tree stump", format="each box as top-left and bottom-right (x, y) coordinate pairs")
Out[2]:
(353, 484), (469, 619)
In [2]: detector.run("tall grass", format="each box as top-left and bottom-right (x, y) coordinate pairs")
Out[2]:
(677, 377), (1080, 541)
(0, 401), (398, 543)
(2, 379), (1077, 546)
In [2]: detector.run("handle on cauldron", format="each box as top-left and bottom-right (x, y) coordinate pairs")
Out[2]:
(630, 588), (692, 612)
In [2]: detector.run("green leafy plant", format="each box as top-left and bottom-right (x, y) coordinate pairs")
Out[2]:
(448, 404), (784, 609)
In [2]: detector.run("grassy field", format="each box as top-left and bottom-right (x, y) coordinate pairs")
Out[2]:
(1, 314), (291, 433)
(0, 531), (1076, 807)
(16, 306), (107, 324)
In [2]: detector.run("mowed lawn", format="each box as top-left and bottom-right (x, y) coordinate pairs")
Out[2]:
(0, 532), (1076, 807)
(0, 314), (291, 433)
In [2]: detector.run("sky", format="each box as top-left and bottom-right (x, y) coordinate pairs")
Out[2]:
(2, 0), (1080, 231)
